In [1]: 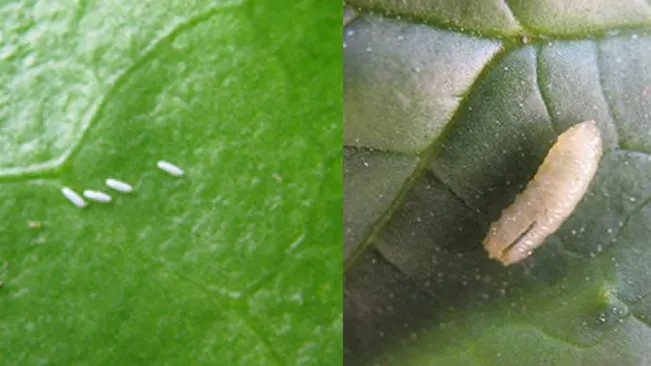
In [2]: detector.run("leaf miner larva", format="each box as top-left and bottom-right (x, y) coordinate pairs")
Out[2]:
(482, 120), (603, 266)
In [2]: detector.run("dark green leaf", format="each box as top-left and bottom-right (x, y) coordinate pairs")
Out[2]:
(345, 4), (651, 365)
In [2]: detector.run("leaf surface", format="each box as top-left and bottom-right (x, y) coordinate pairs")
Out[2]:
(0, 0), (341, 364)
(344, 3), (651, 365)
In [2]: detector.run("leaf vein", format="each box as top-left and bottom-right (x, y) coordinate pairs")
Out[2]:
(593, 41), (621, 147)
(534, 45), (559, 135)
(171, 269), (285, 364)
(60, 1), (246, 168)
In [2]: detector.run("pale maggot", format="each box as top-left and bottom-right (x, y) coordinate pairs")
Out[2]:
(482, 120), (603, 266)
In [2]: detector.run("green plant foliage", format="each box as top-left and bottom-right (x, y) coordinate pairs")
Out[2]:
(0, 0), (341, 364)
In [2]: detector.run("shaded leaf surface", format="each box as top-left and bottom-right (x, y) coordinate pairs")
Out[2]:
(343, 147), (419, 262)
(346, 0), (651, 36)
(0, 0), (341, 364)
(344, 3), (651, 365)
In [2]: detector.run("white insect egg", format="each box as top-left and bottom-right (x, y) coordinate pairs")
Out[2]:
(82, 190), (112, 203)
(105, 178), (133, 193)
(156, 160), (184, 176)
(482, 120), (603, 266)
(61, 187), (87, 208)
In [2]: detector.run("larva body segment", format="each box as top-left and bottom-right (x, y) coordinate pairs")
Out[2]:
(482, 120), (603, 266)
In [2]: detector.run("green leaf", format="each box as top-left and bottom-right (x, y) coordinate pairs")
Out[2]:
(344, 3), (651, 365)
(0, 0), (341, 364)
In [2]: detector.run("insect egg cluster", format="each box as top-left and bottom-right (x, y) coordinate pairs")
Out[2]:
(59, 160), (184, 208)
